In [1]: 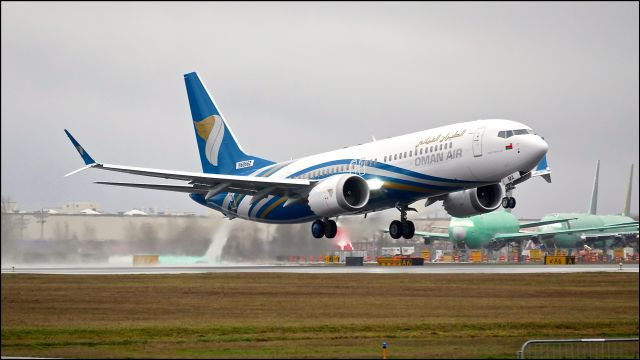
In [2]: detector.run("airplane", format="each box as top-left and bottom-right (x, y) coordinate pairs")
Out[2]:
(536, 162), (638, 249)
(64, 71), (549, 240)
(414, 209), (636, 251)
(414, 161), (638, 250)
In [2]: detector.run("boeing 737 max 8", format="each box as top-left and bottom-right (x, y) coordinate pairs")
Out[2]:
(65, 72), (549, 239)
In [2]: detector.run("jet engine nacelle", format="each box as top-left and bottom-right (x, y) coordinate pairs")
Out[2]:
(308, 174), (370, 217)
(442, 184), (503, 217)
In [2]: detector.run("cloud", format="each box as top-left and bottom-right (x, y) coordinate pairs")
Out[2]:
(1, 2), (638, 218)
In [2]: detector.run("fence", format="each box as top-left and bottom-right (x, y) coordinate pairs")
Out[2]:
(517, 338), (639, 359)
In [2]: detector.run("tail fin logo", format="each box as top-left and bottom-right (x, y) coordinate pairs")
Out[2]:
(194, 115), (224, 166)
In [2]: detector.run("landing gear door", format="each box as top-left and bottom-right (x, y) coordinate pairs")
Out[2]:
(472, 127), (485, 157)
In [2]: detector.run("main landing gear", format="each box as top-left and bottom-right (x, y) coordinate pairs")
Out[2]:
(311, 218), (337, 239)
(388, 204), (416, 239)
(501, 183), (517, 209)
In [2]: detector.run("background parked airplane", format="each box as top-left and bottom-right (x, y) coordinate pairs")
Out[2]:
(414, 161), (638, 250)
(536, 162), (638, 249)
(412, 210), (634, 251)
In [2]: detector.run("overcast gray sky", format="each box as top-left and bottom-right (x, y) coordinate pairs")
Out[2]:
(1, 2), (638, 218)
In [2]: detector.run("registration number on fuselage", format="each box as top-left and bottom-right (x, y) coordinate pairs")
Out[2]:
(236, 160), (254, 169)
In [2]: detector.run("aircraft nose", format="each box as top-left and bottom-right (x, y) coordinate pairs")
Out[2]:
(519, 135), (549, 172)
(452, 227), (467, 241)
(531, 135), (549, 159)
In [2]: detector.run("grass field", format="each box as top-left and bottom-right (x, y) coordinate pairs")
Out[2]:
(1, 272), (638, 358)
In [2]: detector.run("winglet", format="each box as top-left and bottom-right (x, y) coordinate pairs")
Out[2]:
(64, 129), (96, 165)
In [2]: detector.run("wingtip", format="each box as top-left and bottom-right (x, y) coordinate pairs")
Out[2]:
(64, 129), (96, 165)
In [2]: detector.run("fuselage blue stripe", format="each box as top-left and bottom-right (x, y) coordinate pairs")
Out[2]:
(282, 159), (474, 184)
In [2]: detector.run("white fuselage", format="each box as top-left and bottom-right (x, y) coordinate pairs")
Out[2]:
(205, 119), (548, 223)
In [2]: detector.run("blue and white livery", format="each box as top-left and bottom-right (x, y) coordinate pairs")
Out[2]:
(64, 72), (550, 239)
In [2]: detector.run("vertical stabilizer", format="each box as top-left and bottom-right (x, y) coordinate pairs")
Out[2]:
(622, 164), (634, 217)
(184, 72), (274, 174)
(588, 160), (600, 215)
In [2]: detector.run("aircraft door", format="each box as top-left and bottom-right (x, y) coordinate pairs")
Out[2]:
(472, 127), (485, 157)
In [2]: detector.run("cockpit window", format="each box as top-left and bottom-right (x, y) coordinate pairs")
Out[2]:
(513, 129), (532, 135)
(499, 129), (533, 138)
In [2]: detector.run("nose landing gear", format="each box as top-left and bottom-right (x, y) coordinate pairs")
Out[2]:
(311, 218), (338, 239)
(388, 204), (416, 239)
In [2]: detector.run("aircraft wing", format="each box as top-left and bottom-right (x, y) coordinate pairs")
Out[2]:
(603, 221), (638, 227)
(518, 218), (577, 229)
(493, 223), (639, 242)
(581, 230), (639, 247)
(413, 230), (451, 240)
(429, 226), (449, 230)
(64, 130), (315, 200)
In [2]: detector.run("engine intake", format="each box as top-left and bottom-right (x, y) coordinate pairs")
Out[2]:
(443, 184), (503, 217)
(308, 174), (370, 217)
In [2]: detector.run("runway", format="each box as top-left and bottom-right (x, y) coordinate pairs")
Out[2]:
(2, 263), (637, 275)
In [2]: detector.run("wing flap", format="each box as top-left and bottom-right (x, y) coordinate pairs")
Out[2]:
(96, 182), (209, 194)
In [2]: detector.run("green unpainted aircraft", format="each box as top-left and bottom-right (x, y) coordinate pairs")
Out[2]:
(536, 162), (638, 249)
(414, 162), (638, 250)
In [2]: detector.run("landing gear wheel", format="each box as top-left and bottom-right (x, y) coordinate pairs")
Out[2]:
(389, 220), (402, 239)
(324, 219), (337, 239)
(508, 197), (516, 209)
(311, 220), (325, 238)
(501, 197), (510, 209)
(402, 220), (415, 239)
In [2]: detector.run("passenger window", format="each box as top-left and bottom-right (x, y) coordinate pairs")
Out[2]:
(384, 156), (387, 162)
(404, 151), (407, 158)
(409, 150), (412, 157)
(394, 154), (397, 160)
(419, 148), (423, 155)
(430, 146), (434, 152)
(439, 144), (442, 151)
